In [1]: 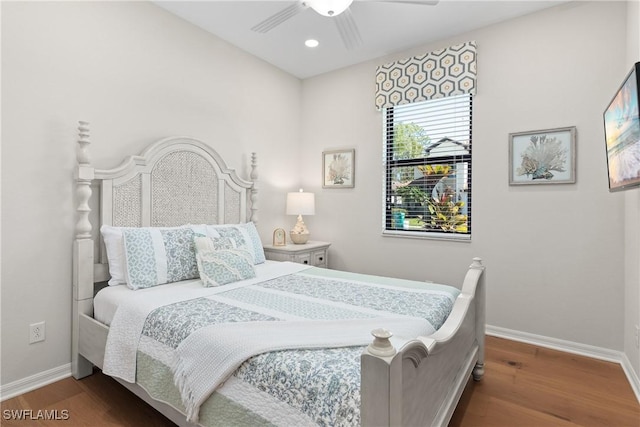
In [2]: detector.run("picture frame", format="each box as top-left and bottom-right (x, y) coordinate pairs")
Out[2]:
(272, 228), (286, 246)
(509, 126), (576, 185)
(323, 149), (355, 188)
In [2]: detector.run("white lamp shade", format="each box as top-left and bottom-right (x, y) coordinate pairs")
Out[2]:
(286, 191), (315, 215)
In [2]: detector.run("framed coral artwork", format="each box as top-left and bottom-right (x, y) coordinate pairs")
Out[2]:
(509, 126), (576, 185)
(323, 149), (355, 188)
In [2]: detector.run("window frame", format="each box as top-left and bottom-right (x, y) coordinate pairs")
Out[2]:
(382, 96), (473, 241)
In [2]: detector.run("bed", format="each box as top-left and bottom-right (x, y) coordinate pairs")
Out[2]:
(71, 121), (486, 427)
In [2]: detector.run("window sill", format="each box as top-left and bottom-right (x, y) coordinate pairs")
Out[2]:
(382, 229), (471, 242)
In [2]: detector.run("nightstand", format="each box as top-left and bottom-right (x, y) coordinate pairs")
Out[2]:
(263, 241), (331, 268)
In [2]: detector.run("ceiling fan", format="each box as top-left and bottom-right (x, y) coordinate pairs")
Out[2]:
(251, 0), (439, 50)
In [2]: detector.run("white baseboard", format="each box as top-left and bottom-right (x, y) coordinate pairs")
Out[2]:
(621, 353), (640, 403)
(0, 364), (71, 402)
(486, 325), (640, 403)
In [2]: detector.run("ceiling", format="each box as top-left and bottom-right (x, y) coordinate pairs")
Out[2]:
(154, 0), (568, 79)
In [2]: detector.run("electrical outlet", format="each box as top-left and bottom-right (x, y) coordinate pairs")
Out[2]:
(29, 322), (45, 344)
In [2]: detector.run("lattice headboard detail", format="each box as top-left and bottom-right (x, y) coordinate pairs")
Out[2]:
(73, 122), (258, 283)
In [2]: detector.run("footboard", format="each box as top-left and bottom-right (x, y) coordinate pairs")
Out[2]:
(361, 258), (485, 427)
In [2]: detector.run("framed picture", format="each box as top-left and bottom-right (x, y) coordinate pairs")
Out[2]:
(509, 126), (576, 185)
(323, 149), (355, 188)
(272, 228), (286, 246)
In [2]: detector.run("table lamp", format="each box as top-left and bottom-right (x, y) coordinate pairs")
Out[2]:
(286, 189), (315, 244)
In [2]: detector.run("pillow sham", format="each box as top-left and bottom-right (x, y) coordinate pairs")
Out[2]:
(193, 235), (235, 252)
(121, 227), (198, 290)
(101, 222), (264, 287)
(194, 236), (256, 287)
(204, 222), (266, 265)
(100, 225), (198, 289)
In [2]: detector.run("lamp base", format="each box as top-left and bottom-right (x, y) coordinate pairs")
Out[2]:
(290, 232), (310, 244)
(290, 214), (310, 244)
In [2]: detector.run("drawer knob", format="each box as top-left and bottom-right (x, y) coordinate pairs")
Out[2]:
(319, 257), (323, 261)
(303, 260), (308, 264)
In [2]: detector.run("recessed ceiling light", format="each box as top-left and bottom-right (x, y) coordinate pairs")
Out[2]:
(305, 39), (319, 48)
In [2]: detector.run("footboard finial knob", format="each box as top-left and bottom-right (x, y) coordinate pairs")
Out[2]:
(367, 328), (396, 357)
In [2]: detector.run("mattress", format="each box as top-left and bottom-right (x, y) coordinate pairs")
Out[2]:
(94, 278), (201, 326)
(96, 261), (461, 426)
(94, 261), (304, 325)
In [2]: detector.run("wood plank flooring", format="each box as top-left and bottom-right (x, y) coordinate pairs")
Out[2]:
(450, 337), (640, 427)
(1, 336), (639, 426)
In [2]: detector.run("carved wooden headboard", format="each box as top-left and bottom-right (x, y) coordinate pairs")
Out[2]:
(73, 120), (258, 297)
(72, 121), (258, 377)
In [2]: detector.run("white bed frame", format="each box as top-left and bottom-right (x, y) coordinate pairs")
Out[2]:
(71, 121), (486, 427)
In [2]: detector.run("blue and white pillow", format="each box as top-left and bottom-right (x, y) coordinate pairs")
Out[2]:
(122, 227), (198, 290)
(194, 236), (256, 287)
(193, 234), (236, 251)
(191, 222), (265, 265)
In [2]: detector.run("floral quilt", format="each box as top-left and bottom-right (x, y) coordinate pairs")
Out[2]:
(128, 266), (459, 426)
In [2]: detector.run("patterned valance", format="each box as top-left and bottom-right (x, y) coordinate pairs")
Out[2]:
(375, 41), (477, 110)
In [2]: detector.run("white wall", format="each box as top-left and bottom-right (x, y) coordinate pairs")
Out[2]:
(624, 0), (640, 385)
(301, 1), (628, 350)
(0, 1), (301, 386)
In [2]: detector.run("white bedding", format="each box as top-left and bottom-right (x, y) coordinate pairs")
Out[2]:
(94, 279), (202, 325)
(94, 260), (288, 325)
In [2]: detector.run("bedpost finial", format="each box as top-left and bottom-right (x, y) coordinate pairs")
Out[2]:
(367, 328), (396, 357)
(250, 152), (258, 224)
(250, 152), (258, 180)
(470, 257), (483, 270)
(77, 121), (91, 165)
(75, 121), (93, 239)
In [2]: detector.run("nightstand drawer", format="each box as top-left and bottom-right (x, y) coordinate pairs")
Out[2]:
(263, 241), (331, 268)
(294, 253), (312, 265)
(312, 250), (327, 267)
(292, 250), (326, 267)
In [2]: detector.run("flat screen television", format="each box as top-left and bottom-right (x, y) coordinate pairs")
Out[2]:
(604, 62), (640, 192)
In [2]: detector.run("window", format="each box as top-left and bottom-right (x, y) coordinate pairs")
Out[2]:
(383, 94), (472, 239)
(375, 40), (476, 239)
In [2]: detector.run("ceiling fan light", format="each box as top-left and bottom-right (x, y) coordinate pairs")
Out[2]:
(307, 0), (353, 17)
(305, 39), (320, 48)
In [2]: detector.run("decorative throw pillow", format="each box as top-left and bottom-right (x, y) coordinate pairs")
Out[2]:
(205, 222), (266, 265)
(193, 235), (235, 252)
(194, 236), (256, 287)
(122, 227), (198, 290)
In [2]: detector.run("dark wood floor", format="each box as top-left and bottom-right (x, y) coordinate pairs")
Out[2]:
(2, 336), (639, 426)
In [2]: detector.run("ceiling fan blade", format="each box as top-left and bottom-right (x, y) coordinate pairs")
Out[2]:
(251, 2), (309, 33)
(334, 8), (362, 50)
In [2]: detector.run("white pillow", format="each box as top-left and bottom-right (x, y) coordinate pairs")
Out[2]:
(100, 225), (128, 286)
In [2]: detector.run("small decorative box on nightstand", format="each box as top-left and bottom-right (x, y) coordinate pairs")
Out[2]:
(263, 241), (331, 268)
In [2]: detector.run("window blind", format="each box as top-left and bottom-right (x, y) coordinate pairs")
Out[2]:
(384, 94), (472, 238)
